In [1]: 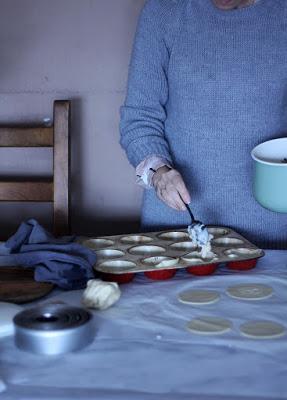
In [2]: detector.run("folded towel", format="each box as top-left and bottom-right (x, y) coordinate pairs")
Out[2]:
(0, 219), (96, 290)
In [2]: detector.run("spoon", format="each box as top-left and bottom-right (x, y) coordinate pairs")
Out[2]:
(183, 202), (209, 246)
(185, 203), (204, 229)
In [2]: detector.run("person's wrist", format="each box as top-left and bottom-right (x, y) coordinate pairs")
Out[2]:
(151, 165), (172, 186)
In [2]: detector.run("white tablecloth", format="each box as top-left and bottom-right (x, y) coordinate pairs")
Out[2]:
(1, 250), (287, 400)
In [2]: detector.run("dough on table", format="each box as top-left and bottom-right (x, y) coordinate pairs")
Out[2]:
(178, 289), (220, 305)
(226, 284), (273, 301)
(0, 302), (22, 337)
(186, 316), (232, 335)
(82, 279), (121, 310)
(240, 320), (286, 339)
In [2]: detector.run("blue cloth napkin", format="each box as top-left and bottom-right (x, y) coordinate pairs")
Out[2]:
(0, 219), (96, 289)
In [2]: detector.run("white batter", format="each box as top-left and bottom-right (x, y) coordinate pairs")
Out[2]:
(187, 224), (214, 259)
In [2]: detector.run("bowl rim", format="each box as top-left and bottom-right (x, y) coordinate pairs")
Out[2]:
(251, 137), (287, 166)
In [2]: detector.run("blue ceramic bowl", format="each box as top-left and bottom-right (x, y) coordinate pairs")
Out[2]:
(251, 138), (287, 213)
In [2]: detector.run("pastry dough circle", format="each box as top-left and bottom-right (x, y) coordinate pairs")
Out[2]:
(187, 316), (232, 335)
(240, 320), (286, 339)
(178, 290), (220, 305)
(142, 256), (178, 268)
(226, 284), (273, 301)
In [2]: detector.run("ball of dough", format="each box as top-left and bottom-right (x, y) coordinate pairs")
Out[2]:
(82, 279), (121, 310)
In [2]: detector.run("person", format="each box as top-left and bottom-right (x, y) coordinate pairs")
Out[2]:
(119, 0), (287, 249)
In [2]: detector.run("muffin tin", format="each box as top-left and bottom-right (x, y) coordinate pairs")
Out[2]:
(81, 226), (264, 283)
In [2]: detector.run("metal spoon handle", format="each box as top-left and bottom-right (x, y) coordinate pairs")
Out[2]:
(185, 203), (195, 223)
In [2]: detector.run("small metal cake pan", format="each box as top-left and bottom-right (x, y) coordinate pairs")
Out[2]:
(13, 304), (95, 355)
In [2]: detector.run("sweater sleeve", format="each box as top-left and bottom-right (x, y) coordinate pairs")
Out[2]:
(119, 0), (178, 168)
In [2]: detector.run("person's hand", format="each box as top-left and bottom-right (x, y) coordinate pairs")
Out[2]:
(152, 166), (191, 211)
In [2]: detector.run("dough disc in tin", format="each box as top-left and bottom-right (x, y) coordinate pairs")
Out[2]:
(186, 316), (232, 335)
(178, 290), (220, 305)
(240, 321), (286, 339)
(226, 284), (273, 301)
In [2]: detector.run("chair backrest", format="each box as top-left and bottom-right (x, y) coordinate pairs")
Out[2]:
(0, 100), (71, 236)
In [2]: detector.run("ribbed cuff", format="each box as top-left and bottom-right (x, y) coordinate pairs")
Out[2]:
(125, 136), (173, 168)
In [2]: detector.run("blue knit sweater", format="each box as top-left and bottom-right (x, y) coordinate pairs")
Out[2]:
(120, 0), (287, 249)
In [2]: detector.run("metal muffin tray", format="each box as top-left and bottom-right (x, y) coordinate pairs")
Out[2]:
(81, 226), (264, 275)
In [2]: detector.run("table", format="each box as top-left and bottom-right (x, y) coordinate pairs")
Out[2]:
(1, 250), (287, 400)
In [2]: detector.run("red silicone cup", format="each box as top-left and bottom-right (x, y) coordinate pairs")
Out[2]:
(226, 258), (258, 271)
(144, 269), (177, 280)
(186, 263), (219, 276)
(101, 272), (135, 284)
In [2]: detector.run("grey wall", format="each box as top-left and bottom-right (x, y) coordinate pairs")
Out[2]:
(0, 0), (145, 237)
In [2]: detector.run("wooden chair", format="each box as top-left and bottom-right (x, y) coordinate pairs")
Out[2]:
(0, 100), (71, 236)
